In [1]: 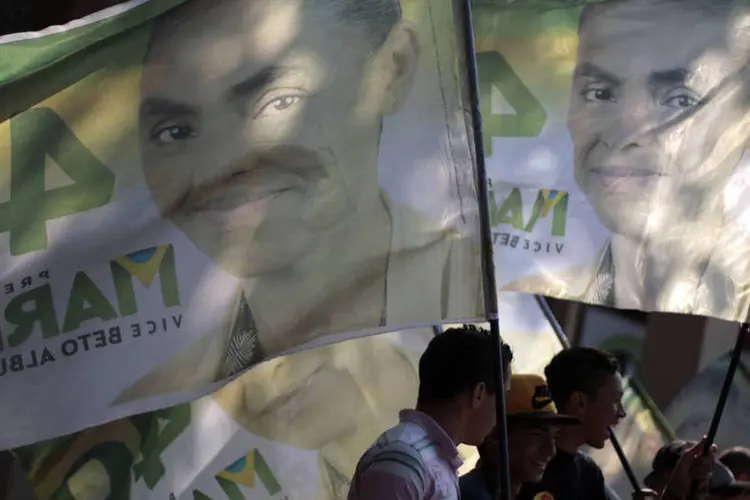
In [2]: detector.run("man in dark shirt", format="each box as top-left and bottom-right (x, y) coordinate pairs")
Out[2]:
(517, 347), (626, 500)
(460, 373), (579, 500)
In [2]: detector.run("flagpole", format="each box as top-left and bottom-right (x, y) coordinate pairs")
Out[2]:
(457, 0), (511, 499)
(687, 322), (750, 498)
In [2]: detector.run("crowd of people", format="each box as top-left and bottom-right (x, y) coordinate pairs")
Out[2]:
(346, 325), (750, 500)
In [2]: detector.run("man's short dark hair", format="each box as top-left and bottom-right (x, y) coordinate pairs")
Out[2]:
(418, 324), (510, 405)
(544, 347), (619, 408)
(720, 447), (750, 478)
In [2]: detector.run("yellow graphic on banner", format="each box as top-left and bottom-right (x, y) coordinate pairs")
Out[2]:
(216, 449), (282, 495)
(216, 451), (255, 488)
(539, 190), (563, 217)
(113, 246), (170, 287)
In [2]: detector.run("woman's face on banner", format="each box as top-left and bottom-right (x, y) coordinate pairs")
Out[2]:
(567, 0), (750, 239)
(138, 0), (417, 277)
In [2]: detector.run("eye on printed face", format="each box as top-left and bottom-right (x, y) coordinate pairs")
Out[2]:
(139, 0), (389, 277)
(567, 0), (750, 239)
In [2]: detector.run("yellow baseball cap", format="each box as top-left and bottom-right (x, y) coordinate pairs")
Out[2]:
(505, 374), (580, 424)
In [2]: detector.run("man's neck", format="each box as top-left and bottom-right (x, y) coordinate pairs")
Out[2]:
(555, 426), (584, 454)
(415, 404), (463, 444)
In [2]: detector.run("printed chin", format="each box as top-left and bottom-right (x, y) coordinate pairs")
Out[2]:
(590, 200), (649, 238)
(214, 246), (304, 278)
(182, 221), (313, 277)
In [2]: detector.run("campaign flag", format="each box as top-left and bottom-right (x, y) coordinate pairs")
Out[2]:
(482, 0), (750, 321)
(0, 0), (485, 448)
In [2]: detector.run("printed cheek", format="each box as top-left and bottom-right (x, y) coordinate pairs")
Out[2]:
(568, 110), (600, 146)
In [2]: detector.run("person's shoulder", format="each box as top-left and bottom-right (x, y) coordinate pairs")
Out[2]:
(574, 453), (620, 500)
(518, 453), (569, 497)
(459, 467), (484, 489)
(459, 468), (493, 500)
(351, 428), (431, 499)
(574, 451), (598, 464)
(531, 451), (588, 488)
(542, 449), (574, 472)
(574, 451), (611, 497)
(574, 452), (604, 473)
(357, 423), (432, 476)
(378, 419), (432, 449)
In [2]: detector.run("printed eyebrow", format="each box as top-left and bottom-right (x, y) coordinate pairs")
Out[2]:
(575, 62), (621, 86)
(226, 65), (289, 102)
(648, 68), (689, 87)
(140, 97), (200, 117)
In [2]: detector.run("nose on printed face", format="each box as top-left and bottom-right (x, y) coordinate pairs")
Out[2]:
(598, 102), (657, 152)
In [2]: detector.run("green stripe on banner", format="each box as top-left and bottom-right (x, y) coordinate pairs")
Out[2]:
(216, 476), (246, 500)
(253, 450), (281, 496)
(53, 442), (134, 500)
(133, 405), (191, 489)
(0, 0), (187, 84)
(0, 18), (151, 124)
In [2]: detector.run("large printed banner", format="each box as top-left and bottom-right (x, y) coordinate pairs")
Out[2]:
(484, 0), (750, 321)
(0, 0), (484, 448)
(13, 292), (671, 500)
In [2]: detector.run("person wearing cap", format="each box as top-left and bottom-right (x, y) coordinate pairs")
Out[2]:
(645, 440), (750, 499)
(460, 373), (580, 499)
(517, 347), (626, 500)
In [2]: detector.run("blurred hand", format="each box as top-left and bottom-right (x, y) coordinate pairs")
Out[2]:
(665, 437), (716, 499)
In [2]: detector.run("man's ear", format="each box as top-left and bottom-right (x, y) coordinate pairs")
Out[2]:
(472, 381), (488, 409)
(568, 391), (588, 416)
(367, 21), (420, 116)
